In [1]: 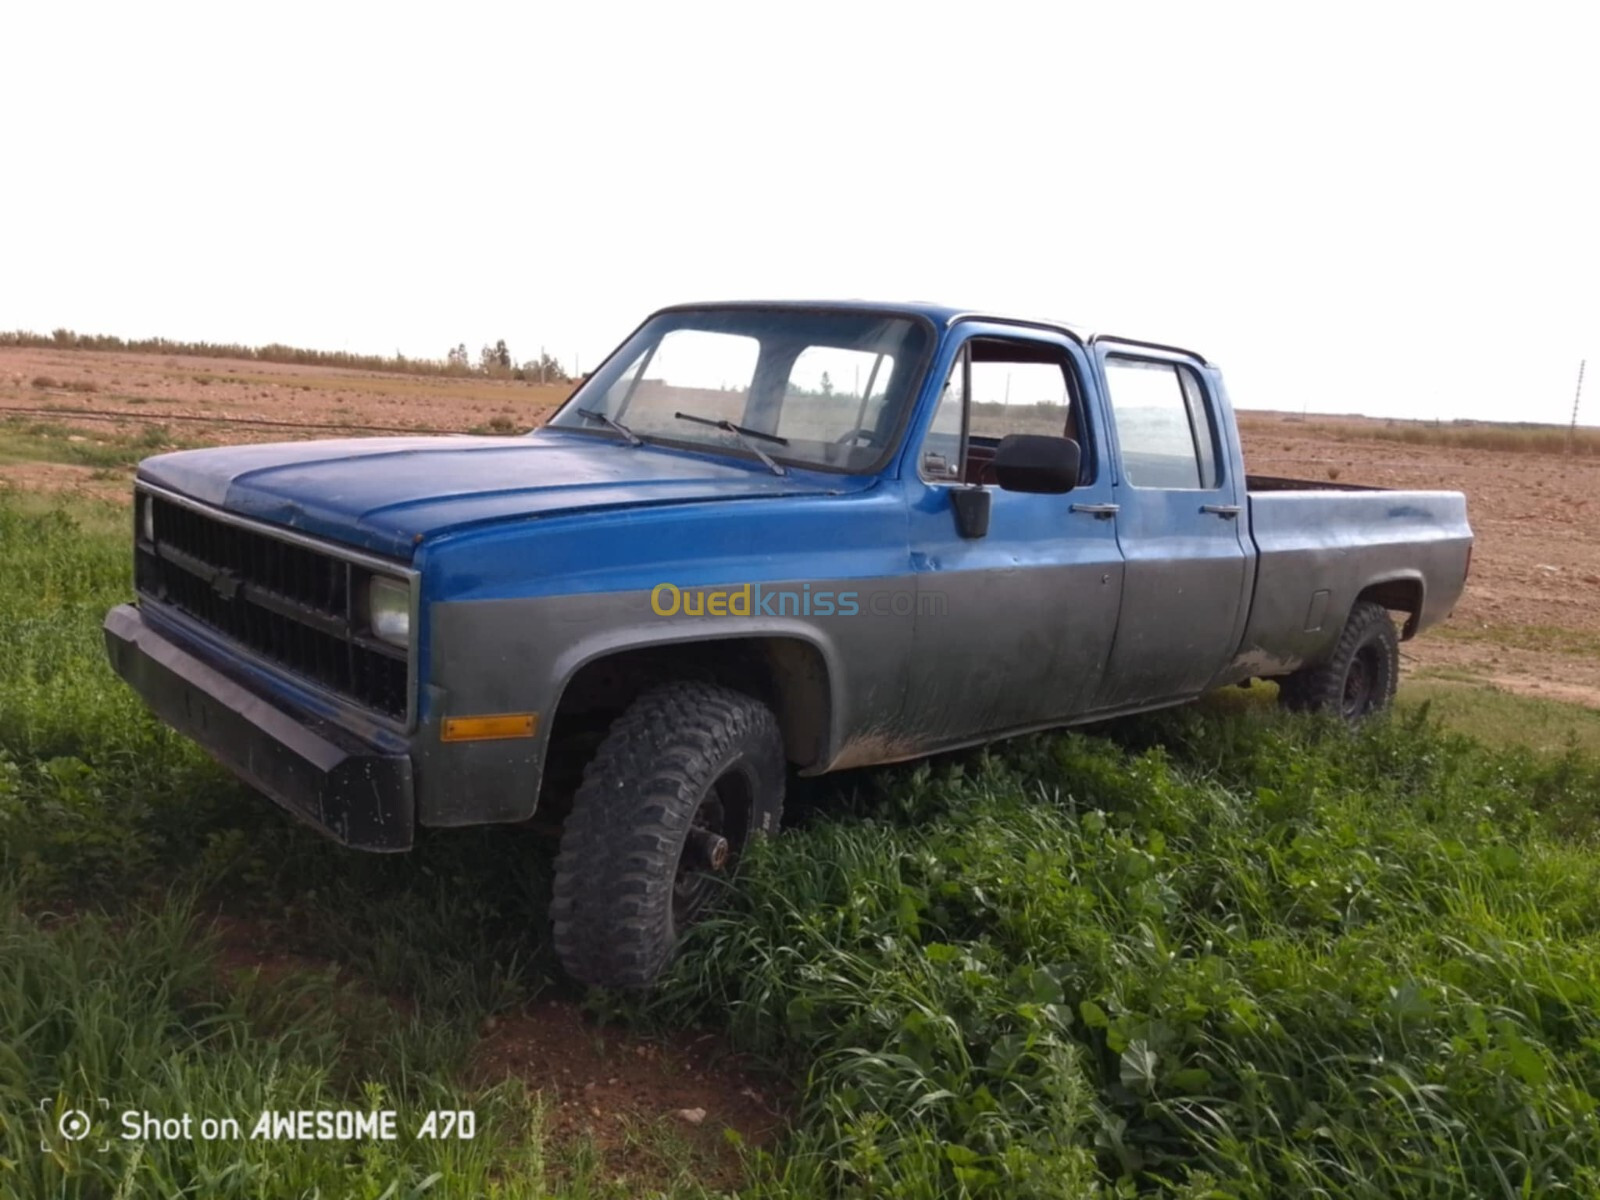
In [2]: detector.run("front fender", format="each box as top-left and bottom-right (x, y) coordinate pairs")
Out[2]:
(412, 581), (912, 827)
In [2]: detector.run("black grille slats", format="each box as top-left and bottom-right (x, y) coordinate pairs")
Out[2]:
(153, 497), (352, 619)
(141, 496), (408, 720)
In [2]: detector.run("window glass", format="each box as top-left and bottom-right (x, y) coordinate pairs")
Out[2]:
(778, 346), (895, 444)
(552, 309), (932, 472)
(919, 351), (966, 481)
(968, 360), (1071, 440)
(1178, 367), (1219, 489)
(1104, 358), (1218, 489)
(918, 338), (1086, 484)
(611, 329), (758, 436)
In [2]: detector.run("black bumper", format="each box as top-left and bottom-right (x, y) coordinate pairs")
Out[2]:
(103, 604), (414, 851)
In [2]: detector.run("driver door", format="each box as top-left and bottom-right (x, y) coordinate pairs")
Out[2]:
(902, 326), (1125, 742)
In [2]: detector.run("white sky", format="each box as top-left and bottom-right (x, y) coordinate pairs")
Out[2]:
(4, 1), (1596, 426)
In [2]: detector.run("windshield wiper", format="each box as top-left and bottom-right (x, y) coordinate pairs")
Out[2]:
(575, 407), (643, 446)
(673, 412), (788, 476)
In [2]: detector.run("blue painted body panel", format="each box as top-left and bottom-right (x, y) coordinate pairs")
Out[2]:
(122, 299), (1472, 812)
(137, 429), (870, 560)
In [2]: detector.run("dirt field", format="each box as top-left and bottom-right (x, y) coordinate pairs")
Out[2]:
(4, 346), (1597, 708)
(1238, 412), (1600, 708)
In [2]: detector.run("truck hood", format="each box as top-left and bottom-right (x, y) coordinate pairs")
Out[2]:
(137, 431), (866, 559)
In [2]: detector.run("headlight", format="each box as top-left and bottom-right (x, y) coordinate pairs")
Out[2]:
(366, 576), (411, 648)
(140, 495), (155, 543)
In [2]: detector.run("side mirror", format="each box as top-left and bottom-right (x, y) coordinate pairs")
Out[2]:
(992, 435), (1080, 494)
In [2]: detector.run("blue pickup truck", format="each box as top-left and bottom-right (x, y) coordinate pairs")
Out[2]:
(105, 301), (1472, 986)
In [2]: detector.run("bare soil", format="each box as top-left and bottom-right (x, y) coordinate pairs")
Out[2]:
(0, 346), (572, 442)
(208, 916), (779, 1188)
(1238, 413), (1600, 707)
(470, 1002), (783, 1188)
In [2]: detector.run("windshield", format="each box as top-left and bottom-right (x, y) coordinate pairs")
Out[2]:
(548, 308), (933, 472)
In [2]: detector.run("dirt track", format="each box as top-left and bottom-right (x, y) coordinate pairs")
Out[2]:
(5, 346), (1597, 707)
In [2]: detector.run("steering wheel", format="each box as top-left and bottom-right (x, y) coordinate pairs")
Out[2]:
(833, 428), (876, 446)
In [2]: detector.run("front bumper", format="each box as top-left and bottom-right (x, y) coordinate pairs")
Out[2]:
(103, 604), (414, 851)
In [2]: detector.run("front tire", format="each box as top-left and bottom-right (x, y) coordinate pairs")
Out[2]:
(1277, 599), (1400, 722)
(550, 682), (784, 989)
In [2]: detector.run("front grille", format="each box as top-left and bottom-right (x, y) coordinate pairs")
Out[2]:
(136, 493), (411, 721)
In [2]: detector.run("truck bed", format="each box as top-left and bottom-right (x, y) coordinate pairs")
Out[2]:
(1246, 473), (1386, 493)
(1224, 480), (1473, 681)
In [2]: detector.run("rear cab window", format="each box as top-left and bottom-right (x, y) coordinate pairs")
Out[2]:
(1103, 357), (1221, 489)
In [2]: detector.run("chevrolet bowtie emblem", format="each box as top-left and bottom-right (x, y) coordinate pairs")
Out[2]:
(211, 569), (242, 600)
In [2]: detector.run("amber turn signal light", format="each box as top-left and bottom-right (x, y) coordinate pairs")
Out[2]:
(441, 713), (538, 742)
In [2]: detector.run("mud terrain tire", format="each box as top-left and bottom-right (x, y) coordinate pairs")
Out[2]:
(551, 682), (784, 989)
(1277, 599), (1400, 722)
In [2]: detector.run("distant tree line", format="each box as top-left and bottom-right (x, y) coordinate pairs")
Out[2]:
(1, 328), (570, 384)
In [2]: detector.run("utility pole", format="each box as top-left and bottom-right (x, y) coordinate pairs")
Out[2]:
(1571, 359), (1587, 454)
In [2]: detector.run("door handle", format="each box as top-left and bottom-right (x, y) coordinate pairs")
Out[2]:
(1201, 504), (1242, 518)
(1070, 503), (1119, 519)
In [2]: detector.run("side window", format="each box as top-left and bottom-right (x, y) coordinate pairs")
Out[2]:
(968, 358), (1073, 441)
(1103, 358), (1220, 490)
(919, 350), (967, 481)
(1178, 367), (1218, 490)
(919, 337), (1087, 484)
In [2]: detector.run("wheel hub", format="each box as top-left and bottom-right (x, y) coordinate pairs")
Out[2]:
(1343, 651), (1374, 718)
(684, 826), (730, 872)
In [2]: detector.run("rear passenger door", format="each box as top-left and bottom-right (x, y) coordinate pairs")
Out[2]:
(1092, 345), (1252, 708)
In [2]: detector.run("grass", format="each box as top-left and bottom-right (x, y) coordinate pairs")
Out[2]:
(4, 490), (1600, 1197)
(1210, 677), (1600, 758)
(1400, 678), (1600, 756)
(0, 490), (710, 1197)
(1431, 621), (1600, 661)
(0, 419), (182, 473)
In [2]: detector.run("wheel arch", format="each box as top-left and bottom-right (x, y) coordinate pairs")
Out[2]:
(1355, 572), (1426, 639)
(547, 631), (838, 771)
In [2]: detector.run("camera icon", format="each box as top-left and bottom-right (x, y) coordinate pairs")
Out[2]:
(39, 1099), (110, 1153)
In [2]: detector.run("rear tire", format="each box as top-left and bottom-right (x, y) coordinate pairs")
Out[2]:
(1277, 600), (1400, 723)
(550, 682), (784, 989)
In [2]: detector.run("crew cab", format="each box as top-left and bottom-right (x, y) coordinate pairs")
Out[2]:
(104, 301), (1473, 987)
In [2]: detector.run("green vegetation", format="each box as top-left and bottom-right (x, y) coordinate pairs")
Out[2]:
(0, 492), (716, 1197)
(1432, 620), (1600, 661)
(4, 490), (1600, 1197)
(1400, 677), (1600, 756)
(0, 418), (183, 473)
